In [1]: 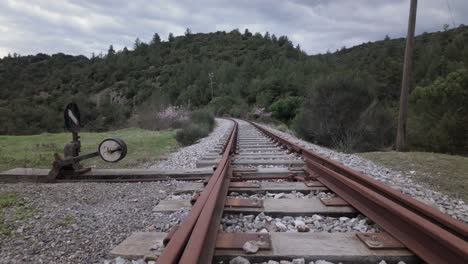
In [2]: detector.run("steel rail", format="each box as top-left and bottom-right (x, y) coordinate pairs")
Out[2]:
(248, 120), (468, 264)
(156, 119), (238, 264)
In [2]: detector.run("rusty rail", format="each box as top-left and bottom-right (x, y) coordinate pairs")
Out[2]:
(248, 121), (468, 264)
(156, 119), (238, 264)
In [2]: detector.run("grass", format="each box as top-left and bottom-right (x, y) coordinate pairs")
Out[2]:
(56, 213), (75, 227)
(0, 192), (17, 208)
(0, 191), (34, 235)
(0, 128), (178, 172)
(359, 151), (468, 201)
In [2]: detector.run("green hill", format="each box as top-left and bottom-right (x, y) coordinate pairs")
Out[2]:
(1, 26), (467, 153)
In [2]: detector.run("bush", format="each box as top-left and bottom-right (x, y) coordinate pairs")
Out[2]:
(138, 105), (189, 131)
(175, 109), (215, 146)
(292, 72), (373, 147)
(292, 72), (394, 152)
(269, 96), (303, 123)
(408, 69), (468, 153)
(208, 96), (247, 117)
(176, 124), (210, 146)
(191, 109), (215, 130)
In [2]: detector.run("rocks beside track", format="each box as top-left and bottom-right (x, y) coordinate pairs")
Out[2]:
(257, 123), (468, 222)
(227, 191), (335, 200)
(0, 181), (187, 263)
(226, 258), (408, 264)
(221, 213), (379, 233)
(149, 118), (233, 169)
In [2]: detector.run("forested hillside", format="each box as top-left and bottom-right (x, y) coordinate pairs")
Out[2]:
(0, 26), (467, 153)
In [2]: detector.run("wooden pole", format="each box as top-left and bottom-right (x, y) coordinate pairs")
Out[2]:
(396, 0), (417, 151)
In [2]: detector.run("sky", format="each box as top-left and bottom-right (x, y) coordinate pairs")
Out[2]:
(0, 0), (467, 58)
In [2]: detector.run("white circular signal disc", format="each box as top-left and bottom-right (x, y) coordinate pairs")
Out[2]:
(98, 138), (127, 163)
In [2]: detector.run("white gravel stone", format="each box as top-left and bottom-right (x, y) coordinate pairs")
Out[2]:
(258, 123), (468, 222)
(150, 118), (233, 169)
(315, 261), (335, 264)
(228, 191), (329, 201)
(0, 181), (186, 263)
(275, 222), (288, 231)
(292, 258), (305, 264)
(243, 241), (260, 254)
(115, 257), (126, 264)
(222, 213), (378, 233)
(230, 256), (251, 264)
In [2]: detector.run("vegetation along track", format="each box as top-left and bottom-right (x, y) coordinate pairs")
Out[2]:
(152, 119), (468, 263)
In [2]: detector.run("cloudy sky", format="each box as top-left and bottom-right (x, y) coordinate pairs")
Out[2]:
(0, 0), (467, 58)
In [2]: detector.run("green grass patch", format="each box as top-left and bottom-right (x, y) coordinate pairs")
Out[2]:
(0, 214), (10, 235)
(0, 192), (18, 208)
(56, 213), (75, 227)
(0, 192), (34, 235)
(359, 151), (468, 201)
(0, 128), (178, 172)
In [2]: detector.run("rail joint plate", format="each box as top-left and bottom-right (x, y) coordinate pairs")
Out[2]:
(356, 232), (406, 250)
(320, 197), (349, 206)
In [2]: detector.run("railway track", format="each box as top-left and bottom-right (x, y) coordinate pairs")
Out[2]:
(115, 119), (467, 263)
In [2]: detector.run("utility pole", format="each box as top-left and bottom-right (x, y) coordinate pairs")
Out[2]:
(208, 72), (214, 99)
(396, 0), (417, 151)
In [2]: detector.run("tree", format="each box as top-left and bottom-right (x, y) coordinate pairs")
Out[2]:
(293, 72), (374, 151)
(269, 97), (303, 123)
(168, 33), (175, 42)
(107, 45), (115, 56)
(278, 36), (290, 46)
(151, 33), (161, 44)
(271, 34), (277, 42)
(409, 69), (468, 153)
(134, 38), (142, 49)
(185, 28), (192, 36)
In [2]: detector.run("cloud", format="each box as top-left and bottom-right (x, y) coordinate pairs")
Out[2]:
(0, 0), (467, 58)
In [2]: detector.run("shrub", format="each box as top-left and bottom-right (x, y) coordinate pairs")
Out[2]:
(292, 72), (394, 152)
(138, 105), (189, 131)
(191, 109), (215, 130)
(408, 69), (468, 153)
(269, 96), (303, 123)
(208, 96), (247, 117)
(292, 72), (373, 146)
(175, 109), (215, 146)
(176, 124), (209, 146)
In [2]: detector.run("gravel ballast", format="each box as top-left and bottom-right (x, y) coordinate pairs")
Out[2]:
(149, 118), (233, 169)
(228, 191), (335, 200)
(221, 212), (379, 233)
(0, 181), (188, 263)
(257, 123), (468, 222)
(234, 120), (303, 169)
(226, 258), (406, 264)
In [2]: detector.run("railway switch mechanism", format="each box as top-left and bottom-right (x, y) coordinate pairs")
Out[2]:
(47, 103), (127, 181)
